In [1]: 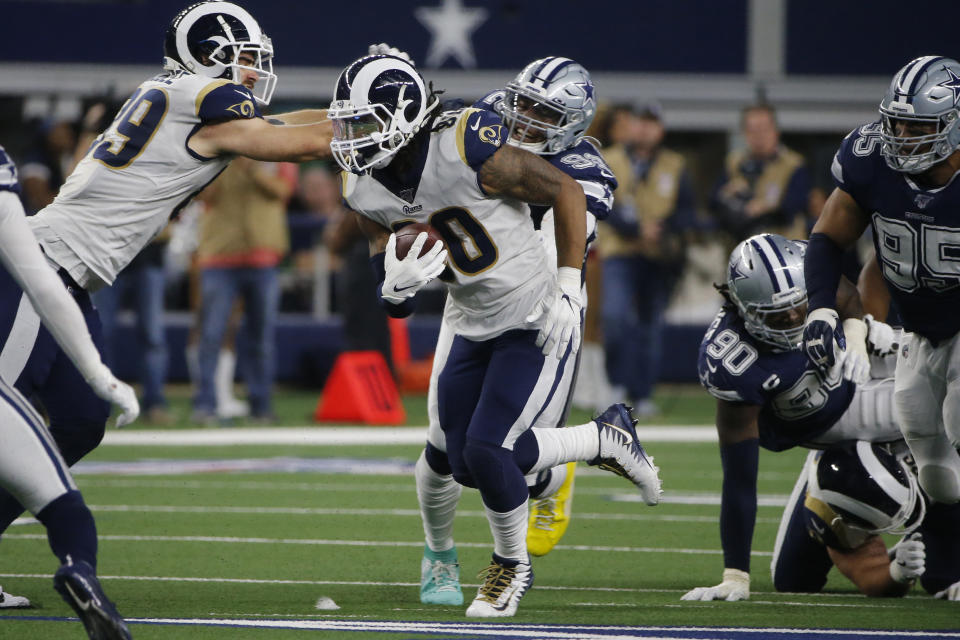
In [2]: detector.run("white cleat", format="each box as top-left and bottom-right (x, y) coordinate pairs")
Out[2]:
(0, 584), (31, 608)
(589, 403), (662, 505)
(465, 556), (533, 618)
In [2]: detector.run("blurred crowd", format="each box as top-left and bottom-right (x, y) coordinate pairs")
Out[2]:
(8, 96), (856, 425)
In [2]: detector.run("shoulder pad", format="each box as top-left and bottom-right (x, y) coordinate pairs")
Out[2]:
(698, 314), (769, 405)
(0, 146), (19, 194)
(472, 90), (505, 113)
(831, 121), (881, 192)
(552, 140), (618, 187)
(456, 107), (505, 172)
(195, 80), (261, 123)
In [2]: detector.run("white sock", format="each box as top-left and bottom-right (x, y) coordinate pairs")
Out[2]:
(215, 348), (239, 408)
(527, 423), (599, 473)
(485, 502), (528, 562)
(530, 463), (568, 500)
(415, 450), (462, 553)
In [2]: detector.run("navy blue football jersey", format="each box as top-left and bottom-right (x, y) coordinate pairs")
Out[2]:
(833, 121), (960, 342)
(0, 145), (19, 194)
(473, 91), (616, 229)
(698, 309), (856, 451)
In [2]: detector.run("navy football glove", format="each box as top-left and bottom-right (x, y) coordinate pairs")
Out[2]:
(802, 308), (844, 370)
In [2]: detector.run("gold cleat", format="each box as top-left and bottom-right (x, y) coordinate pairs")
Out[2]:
(526, 462), (577, 557)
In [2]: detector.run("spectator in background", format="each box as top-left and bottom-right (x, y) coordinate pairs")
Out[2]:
(710, 103), (810, 243)
(191, 157), (297, 424)
(598, 103), (697, 417)
(19, 118), (77, 214)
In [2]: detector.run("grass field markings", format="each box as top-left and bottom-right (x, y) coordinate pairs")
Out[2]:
(2, 532), (768, 556)
(571, 602), (639, 607)
(4, 616), (954, 640)
(0, 572), (900, 603)
(58, 503), (779, 524)
(100, 426), (717, 447)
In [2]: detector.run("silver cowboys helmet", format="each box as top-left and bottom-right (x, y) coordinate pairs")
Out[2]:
(808, 441), (925, 536)
(879, 55), (960, 174)
(498, 56), (596, 155)
(329, 54), (439, 174)
(726, 233), (807, 350)
(163, 1), (276, 105)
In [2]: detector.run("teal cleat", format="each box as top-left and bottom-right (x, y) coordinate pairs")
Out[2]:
(420, 546), (464, 605)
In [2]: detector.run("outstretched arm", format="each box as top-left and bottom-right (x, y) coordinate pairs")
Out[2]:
(190, 116), (332, 162)
(267, 109), (328, 126)
(682, 399), (761, 602)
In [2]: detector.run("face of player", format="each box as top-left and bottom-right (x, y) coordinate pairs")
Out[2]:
(765, 302), (807, 332)
(510, 96), (564, 143)
(890, 117), (939, 155)
(235, 51), (261, 91)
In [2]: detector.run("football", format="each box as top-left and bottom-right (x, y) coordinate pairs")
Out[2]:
(394, 222), (445, 259)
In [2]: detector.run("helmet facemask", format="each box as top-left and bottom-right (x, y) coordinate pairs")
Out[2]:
(731, 287), (807, 350)
(329, 101), (408, 174)
(499, 83), (581, 155)
(880, 109), (959, 174)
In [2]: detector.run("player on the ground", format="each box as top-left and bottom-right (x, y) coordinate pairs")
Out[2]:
(772, 440), (960, 599)
(415, 56), (618, 606)
(682, 233), (901, 601)
(0, 1), (331, 536)
(802, 55), (960, 505)
(0, 145), (137, 639)
(329, 52), (660, 617)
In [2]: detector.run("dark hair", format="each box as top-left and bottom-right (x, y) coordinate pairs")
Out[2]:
(741, 103), (778, 129)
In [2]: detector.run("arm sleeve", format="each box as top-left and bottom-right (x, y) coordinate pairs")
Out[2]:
(370, 252), (417, 318)
(460, 109), (506, 172)
(805, 232), (845, 311)
(720, 438), (760, 572)
(197, 82), (263, 123)
(0, 192), (103, 381)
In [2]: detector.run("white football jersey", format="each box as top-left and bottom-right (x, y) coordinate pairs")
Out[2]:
(344, 107), (555, 340)
(29, 72), (261, 289)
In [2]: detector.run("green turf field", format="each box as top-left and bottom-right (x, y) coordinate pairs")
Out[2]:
(0, 387), (955, 639)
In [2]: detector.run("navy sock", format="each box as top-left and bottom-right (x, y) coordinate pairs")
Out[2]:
(36, 491), (98, 570)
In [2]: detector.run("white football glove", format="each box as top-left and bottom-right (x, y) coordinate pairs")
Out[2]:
(368, 43), (414, 66)
(864, 314), (899, 356)
(935, 579), (960, 600)
(838, 317), (870, 384)
(381, 232), (447, 305)
(526, 267), (582, 357)
(85, 363), (140, 428)
(681, 568), (750, 602)
(889, 533), (925, 584)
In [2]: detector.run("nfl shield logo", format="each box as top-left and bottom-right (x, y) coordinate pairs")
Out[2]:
(914, 194), (934, 209)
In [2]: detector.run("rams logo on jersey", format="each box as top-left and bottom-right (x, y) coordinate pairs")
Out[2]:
(227, 100), (255, 118)
(479, 125), (504, 146)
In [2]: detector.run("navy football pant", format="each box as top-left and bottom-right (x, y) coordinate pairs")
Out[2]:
(438, 329), (570, 513)
(0, 266), (109, 533)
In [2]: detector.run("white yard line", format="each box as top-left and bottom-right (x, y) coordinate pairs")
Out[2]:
(99, 426), (717, 447)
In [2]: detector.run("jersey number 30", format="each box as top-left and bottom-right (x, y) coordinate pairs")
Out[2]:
(93, 88), (169, 169)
